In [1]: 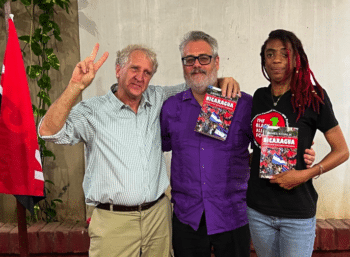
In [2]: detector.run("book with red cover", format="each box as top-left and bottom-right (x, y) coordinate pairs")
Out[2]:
(194, 85), (238, 141)
(259, 126), (298, 178)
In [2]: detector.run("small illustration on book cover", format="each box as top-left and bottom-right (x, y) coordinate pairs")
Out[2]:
(195, 85), (238, 141)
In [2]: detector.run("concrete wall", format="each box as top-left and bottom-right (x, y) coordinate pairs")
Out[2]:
(78, 0), (350, 219)
(1, 0), (348, 222)
(0, 0), (85, 223)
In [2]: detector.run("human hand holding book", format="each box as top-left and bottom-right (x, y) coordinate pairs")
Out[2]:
(269, 169), (310, 190)
(194, 86), (238, 141)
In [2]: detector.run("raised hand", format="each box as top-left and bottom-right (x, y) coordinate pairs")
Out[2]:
(70, 43), (109, 89)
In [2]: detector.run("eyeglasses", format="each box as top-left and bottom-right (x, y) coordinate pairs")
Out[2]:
(181, 54), (213, 66)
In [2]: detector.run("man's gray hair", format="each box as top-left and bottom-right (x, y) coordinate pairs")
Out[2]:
(115, 44), (158, 74)
(179, 31), (218, 57)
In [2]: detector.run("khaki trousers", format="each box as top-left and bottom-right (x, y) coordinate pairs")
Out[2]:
(88, 195), (172, 257)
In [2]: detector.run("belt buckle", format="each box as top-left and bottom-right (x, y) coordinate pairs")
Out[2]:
(138, 204), (142, 212)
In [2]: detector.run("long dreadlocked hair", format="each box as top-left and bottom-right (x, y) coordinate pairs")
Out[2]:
(260, 29), (324, 121)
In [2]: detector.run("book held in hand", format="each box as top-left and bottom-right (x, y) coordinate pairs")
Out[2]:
(259, 126), (298, 178)
(194, 85), (239, 141)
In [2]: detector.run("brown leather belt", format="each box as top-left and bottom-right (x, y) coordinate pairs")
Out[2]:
(96, 193), (165, 212)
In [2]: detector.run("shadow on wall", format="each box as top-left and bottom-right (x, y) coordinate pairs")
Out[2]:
(78, 0), (99, 37)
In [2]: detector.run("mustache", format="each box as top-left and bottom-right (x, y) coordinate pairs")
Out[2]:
(190, 68), (207, 75)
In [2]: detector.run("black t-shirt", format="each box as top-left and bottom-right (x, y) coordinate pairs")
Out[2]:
(248, 85), (338, 218)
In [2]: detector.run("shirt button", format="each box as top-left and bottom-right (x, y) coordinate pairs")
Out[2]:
(201, 148), (204, 150)
(203, 182), (206, 185)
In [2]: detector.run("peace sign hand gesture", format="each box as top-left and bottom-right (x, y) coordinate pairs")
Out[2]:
(70, 43), (109, 90)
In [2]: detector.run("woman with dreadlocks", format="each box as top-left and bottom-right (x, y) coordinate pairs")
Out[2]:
(247, 29), (349, 257)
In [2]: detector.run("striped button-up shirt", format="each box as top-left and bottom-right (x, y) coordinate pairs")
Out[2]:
(39, 83), (186, 206)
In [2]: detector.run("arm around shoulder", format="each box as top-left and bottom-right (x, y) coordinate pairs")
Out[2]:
(160, 83), (188, 101)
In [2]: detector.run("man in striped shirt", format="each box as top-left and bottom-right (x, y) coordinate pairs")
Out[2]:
(39, 43), (239, 256)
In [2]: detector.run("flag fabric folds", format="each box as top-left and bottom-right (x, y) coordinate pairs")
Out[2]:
(209, 112), (221, 124)
(0, 19), (44, 198)
(272, 154), (287, 166)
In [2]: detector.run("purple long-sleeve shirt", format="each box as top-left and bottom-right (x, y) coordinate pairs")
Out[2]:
(160, 89), (253, 235)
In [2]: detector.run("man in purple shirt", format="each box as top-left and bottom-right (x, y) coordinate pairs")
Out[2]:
(161, 31), (252, 257)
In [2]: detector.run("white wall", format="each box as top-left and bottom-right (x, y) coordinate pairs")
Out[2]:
(77, 0), (350, 219)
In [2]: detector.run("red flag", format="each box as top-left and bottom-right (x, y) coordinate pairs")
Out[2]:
(0, 19), (44, 196)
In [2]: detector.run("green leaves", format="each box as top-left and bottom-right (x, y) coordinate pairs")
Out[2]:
(32, 104), (47, 117)
(51, 199), (63, 208)
(26, 65), (42, 79)
(19, 35), (31, 43)
(41, 34), (51, 44)
(37, 90), (51, 106)
(45, 48), (60, 70)
(39, 13), (50, 26)
(37, 138), (56, 160)
(15, 0), (71, 224)
(31, 41), (42, 56)
(20, 0), (32, 6)
(43, 149), (55, 160)
(19, 19), (62, 56)
(42, 61), (51, 70)
(33, 28), (42, 42)
(25, 54), (59, 80)
(52, 22), (62, 41)
(55, 0), (70, 13)
(45, 179), (55, 186)
(44, 207), (57, 221)
(0, 0), (7, 8)
(38, 137), (45, 147)
(37, 74), (51, 90)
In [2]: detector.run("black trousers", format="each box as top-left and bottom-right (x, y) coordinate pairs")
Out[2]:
(172, 212), (251, 257)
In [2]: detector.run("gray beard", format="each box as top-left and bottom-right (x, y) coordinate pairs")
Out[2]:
(185, 69), (217, 94)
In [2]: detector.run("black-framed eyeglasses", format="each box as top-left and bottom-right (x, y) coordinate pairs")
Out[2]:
(181, 54), (213, 66)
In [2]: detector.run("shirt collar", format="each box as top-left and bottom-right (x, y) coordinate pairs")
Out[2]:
(182, 88), (201, 107)
(109, 83), (151, 110)
(182, 88), (193, 101)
